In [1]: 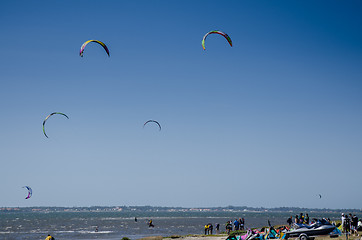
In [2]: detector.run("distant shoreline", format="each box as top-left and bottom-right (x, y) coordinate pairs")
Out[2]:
(1, 206), (361, 213)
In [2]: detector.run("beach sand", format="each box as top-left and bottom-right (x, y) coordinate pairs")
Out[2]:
(140, 232), (362, 240)
(140, 235), (227, 240)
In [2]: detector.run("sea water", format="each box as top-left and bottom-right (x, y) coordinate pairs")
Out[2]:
(0, 211), (341, 240)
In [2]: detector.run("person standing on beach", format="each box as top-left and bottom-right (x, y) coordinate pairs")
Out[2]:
(344, 215), (351, 234)
(305, 214), (310, 225)
(295, 215), (299, 224)
(204, 224), (209, 235)
(358, 219), (362, 231)
(287, 216), (293, 227)
(208, 223), (213, 235)
(342, 213), (346, 233)
(351, 214), (359, 236)
(234, 219), (239, 231)
(238, 218), (243, 230)
(241, 218), (245, 230)
(226, 221), (232, 234)
(299, 213), (304, 224)
(216, 223), (220, 233)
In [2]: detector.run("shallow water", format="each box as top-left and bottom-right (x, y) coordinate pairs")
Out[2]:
(0, 211), (341, 240)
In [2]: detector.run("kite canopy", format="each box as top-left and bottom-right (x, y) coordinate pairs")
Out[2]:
(42, 112), (69, 138)
(23, 186), (32, 199)
(79, 40), (110, 57)
(143, 120), (161, 131)
(201, 30), (232, 50)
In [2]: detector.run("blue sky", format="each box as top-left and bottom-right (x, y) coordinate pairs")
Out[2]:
(0, 0), (361, 209)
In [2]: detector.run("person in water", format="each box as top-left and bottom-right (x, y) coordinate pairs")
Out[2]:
(148, 219), (154, 227)
(45, 234), (55, 240)
(135, 217), (137, 222)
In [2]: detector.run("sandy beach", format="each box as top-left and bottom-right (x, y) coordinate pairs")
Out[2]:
(146, 232), (362, 240)
(175, 236), (227, 240)
(142, 235), (228, 240)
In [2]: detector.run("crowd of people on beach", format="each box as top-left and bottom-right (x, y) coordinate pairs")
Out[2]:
(43, 212), (362, 239)
(341, 213), (360, 236)
(285, 212), (362, 238)
(202, 212), (362, 238)
(286, 212), (361, 232)
(204, 218), (246, 235)
(286, 213), (312, 226)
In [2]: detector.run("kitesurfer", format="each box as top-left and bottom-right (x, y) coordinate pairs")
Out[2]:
(148, 219), (154, 228)
(45, 234), (55, 240)
(135, 217), (137, 222)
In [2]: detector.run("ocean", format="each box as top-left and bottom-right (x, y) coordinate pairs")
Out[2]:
(0, 211), (342, 240)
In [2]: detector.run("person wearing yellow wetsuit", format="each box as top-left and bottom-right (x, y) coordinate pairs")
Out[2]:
(45, 234), (54, 240)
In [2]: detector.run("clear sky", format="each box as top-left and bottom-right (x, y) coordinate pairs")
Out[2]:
(1, 0), (361, 209)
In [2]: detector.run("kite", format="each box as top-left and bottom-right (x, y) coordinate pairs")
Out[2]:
(43, 112), (69, 138)
(201, 30), (232, 50)
(23, 186), (32, 199)
(80, 40), (110, 57)
(318, 194), (322, 199)
(143, 120), (161, 131)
